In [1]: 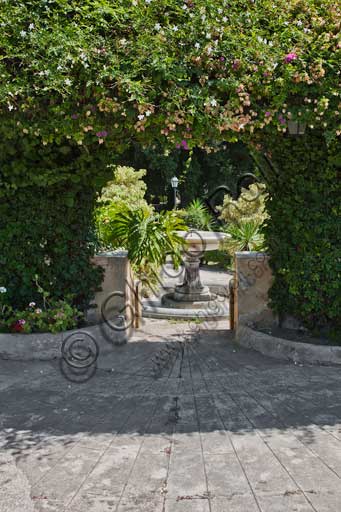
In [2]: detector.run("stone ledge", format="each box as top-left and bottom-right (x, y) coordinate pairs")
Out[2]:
(236, 325), (341, 366)
(0, 322), (130, 361)
(234, 251), (269, 259)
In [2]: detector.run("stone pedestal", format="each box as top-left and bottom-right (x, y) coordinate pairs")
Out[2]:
(233, 251), (276, 331)
(88, 251), (136, 340)
(170, 253), (215, 303)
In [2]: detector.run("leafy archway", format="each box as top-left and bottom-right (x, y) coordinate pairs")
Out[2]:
(0, 0), (340, 329)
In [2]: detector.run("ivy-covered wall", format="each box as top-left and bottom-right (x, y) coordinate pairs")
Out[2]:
(0, 135), (111, 309)
(260, 131), (341, 333)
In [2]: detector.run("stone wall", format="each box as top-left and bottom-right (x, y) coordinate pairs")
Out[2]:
(233, 251), (276, 330)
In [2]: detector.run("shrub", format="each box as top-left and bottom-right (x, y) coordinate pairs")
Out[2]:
(0, 109), (112, 311)
(259, 131), (341, 331)
(202, 250), (232, 269)
(97, 204), (186, 268)
(0, 180), (105, 311)
(222, 221), (266, 257)
(98, 165), (150, 212)
(179, 199), (215, 231)
(219, 184), (268, 226)
(0, 281), (82, 334)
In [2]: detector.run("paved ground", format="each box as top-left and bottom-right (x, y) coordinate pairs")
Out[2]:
(1, 319), (341, 512)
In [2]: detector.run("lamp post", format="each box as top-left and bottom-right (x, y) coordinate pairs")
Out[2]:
(170, 176), (179, 210)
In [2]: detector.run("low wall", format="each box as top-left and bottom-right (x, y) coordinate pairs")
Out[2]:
(0, 322), (127, 361)
(237, 325), (341, 366)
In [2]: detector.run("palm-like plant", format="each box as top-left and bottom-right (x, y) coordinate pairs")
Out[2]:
(97, 205), (186, 267)
(181, 199), (214, 231)
(222, 220), (265, 255)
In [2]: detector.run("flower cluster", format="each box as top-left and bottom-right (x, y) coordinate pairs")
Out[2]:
(0, 281), (82, 334)
(0, 0), (339, 154)
(0, 299), (83, 334)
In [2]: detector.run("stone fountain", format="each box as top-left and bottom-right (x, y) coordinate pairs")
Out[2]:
(143, 230), (230, 320)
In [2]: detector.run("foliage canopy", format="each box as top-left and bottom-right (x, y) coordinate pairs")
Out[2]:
(0, 0), (339, 171)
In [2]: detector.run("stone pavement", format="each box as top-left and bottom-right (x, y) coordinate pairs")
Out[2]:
(1, 319), (341, 511)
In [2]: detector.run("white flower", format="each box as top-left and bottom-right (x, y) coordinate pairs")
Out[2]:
(65, 78), (72, 86)
(0, 287), (7, 294)
(194, 42), (200, 49)
(222, 16), (228, 23)
(206, 33), (211, 39)
(182, 4), (187, 9)
(154, 23), (161, 30)
(296, 20), (303, 26)
(172, 26), (178, 32)
(29, 23), (35, 30)
(145, 110), (152, 117)
(210, 99), (217, 107)
(29, 302), (36, 307)
(218, 8), (223, 13)
(145, 0), (152, 4)
(8, 104), (14, 111)
(20, 30), (27, 37)
(138, 114), (145, 120)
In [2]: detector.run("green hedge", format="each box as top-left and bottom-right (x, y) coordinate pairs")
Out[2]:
(0, 183), (102, 310)
(0, 136), (112, 310)
(261, 131), (341, 333)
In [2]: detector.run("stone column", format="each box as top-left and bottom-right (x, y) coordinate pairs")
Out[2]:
(233, 251), (276, 332)
(88, 251), (136, 340)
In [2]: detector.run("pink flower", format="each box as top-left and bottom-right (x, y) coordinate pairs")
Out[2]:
(71, 114), (78, 120)
(176, 140), (189, 150)
(284, 52), (297, 64)
(96, 130), (108, 138)
(265, 112), (271, 117)
(29, 302), (36, 307)
(18, 319), (26, 325)
(220, 56), (225, 62)
(232, 59), (241, 70)
(278, 115), (286, 125)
